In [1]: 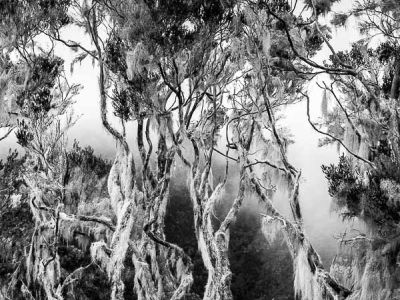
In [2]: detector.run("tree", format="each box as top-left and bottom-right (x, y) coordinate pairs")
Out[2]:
(0, 51), (115, 299)
(57, 1), (242, 299)
(312, 1), (400, 299)
(265, 0), (400, 299)
(4, 0), (397, 299)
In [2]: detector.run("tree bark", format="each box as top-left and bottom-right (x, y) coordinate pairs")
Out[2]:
(25, 184), (63, 300)
(187, 154), (247, 300)
(248, 170), (351, 300)
(390, 58), (400, 101)
(91, 145), (193, 300)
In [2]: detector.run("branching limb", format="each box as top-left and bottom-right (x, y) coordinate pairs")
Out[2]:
(0, 126), (15, 142)
(301, 90), (375, 167)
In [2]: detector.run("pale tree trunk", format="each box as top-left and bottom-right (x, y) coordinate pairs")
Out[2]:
(133, 144), (193, 300)
(106, 146), (142, 300)
(88, 7), (194, 294)
(247, 164), (351, 300)
(25, 182), (62, 300)
(91, 29), (194, 296)
(184, 99), (252, 299)
(187, 136), (248, 300)
(388, 59), (400, 162)
(189, 180), (233, 300)
(91, 144), (193, 300)
(243, 90), (352, 299)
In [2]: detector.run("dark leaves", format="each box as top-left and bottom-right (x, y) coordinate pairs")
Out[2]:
(15, 56), (63, 117)
(303, 0), (341, 16)
(377, 42), (398, 63)
(67, 140), (111, 178)
(105, 35), (127, 77)
(331, 13), (349, 27)
(15, 120), (34, 147)
(111, 86), (134, 121)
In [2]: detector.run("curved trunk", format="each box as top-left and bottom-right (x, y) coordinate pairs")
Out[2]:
(250, 171), (351, 300)
(188, 166), (247, 300)
(25, 187), (62, 300)
(106, 148), (142, 299)
(91, 145), (192, 300)
(200, 230), (233, 300)
(190, 184), (233, 300)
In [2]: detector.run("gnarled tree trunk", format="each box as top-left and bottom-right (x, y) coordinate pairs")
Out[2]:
(187, 138), (248, 300)
(24, 175), (63, 300)
(91, 144), (193, 300)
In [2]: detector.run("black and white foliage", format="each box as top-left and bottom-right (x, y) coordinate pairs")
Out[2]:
(1, 1), (400, 300)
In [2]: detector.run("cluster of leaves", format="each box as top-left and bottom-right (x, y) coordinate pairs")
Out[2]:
(67, 140), (111, 178)
(35, 0), (71, 28)
(322, 155), (363, 219)
(266, 0), (291, 13)
(14, 122), (34, 149)
(252, 1), (326, 71)
(322, 154), (400, 226)
(377, 42), (399, 63)
(322, 155), (358, 197)
(377, 42), (400, 96)
(16, 55), (63, 116)
(105, 35), (127, 77)
(0, 0), (70, 44)
(110, 84), (145, 121)
(329, 43), (374, 69)
(331, 12), (349, 27)
(327, 41), (400, 98)
(304, 0), (341, 15)
(119, 0), (236, 52)
(14, 55), (66, 148)
(29, 56), (63, 87)
(17, 87), (54, 115)
(105, 37), (158, 121)
(0, 149), (26, 195)
(112, 87), (133, 121)
(304, 24), (331, 56)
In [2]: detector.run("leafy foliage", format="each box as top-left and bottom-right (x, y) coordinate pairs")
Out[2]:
(68, 140), (111, 178)
(105, 35), (127, 77)
(114, 0), (236, 52)
(303, 0), (341, 15)
(0, 0), (70, 48)
(16, 56), (63, 115)
(322, 152), (400, 226)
